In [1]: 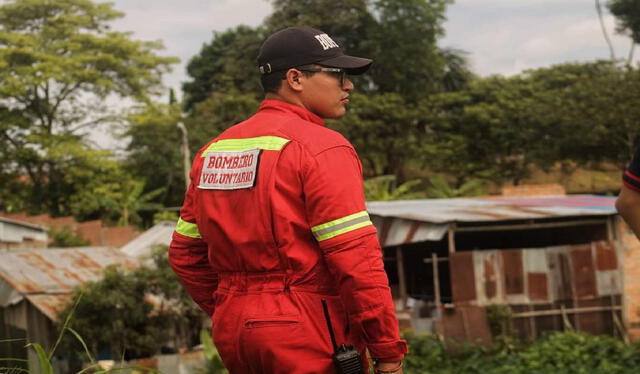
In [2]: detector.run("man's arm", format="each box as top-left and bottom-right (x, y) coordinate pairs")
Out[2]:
(303, 145), (407, 366)
(168, 166), (218, 316)
(616, 184), (640, 239)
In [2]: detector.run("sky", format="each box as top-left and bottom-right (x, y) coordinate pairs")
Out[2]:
(109, 0), (637, 96)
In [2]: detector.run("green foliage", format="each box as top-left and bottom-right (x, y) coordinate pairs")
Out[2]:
(153, 210), (178, 225)
(182, 26), (263, 111)
(402, 331), (640, 374)
(369, 0), (453, 100)
(0, 0), (177, 216)
(332, 93), (422, 179)
(425, 175), (485, 198)
(364, 175), (424, 201)
(197, 329), (228, 374)
(485, 305), (513, 337)
(58, 246), (203, 361)
(48, 226), (90, 247)
(608, 0), (640, 44)
(122, 103), (186, 208)
(186, 92), (260, 153)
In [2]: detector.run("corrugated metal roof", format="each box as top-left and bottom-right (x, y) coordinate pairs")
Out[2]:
(0, 247), (139, 295)
(25, 294), (72, 321)
(367, 195), (616, 224)
(120, 221), (175, 259)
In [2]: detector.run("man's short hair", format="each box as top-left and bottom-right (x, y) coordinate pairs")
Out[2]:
(260, 66), (317, 94)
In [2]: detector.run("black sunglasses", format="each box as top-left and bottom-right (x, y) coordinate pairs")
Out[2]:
(296, 67), (346, 87)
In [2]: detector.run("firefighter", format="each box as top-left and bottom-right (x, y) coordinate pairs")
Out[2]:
(617, 145), (640, 238)
(169, 26), (407, 374)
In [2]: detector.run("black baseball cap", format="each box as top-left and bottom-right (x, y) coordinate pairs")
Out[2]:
(257, 26), (372, 76)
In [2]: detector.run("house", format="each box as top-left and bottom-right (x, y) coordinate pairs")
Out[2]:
(367, 194), (636, 344)
(0, 216), (47, 250)
(120, 221), (176, 260)
(0, 247), (138, 371)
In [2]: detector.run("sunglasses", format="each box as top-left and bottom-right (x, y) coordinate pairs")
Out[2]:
(296, 67), (347, 87)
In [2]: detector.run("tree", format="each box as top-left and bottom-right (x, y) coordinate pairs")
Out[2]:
(0, 0), (177, 216)
(122, 103), (186, 208)
(608, 0), (640, 44)
(369, 0), (452, 100)
(186, 92), (260, 153)
(331, 92), (422, 180)
(182, 26), (263, 112)
(60, 246), (204, 360)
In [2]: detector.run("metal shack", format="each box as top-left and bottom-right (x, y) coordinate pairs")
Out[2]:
(0, 216), (48, 250)
(0, 247), (138, 371)
(367, 195), (640, 344)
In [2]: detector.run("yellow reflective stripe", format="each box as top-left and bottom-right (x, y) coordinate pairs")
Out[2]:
(311, 211), (373, 241)
(201, 136), (290, 156)
(176, 218), (201, 239)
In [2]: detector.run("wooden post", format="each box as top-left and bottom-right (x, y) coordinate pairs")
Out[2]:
(432, 252), (441, 308)
(606, 217), (614, 241)
(447, 224), (456, 254)
(396, 246), (407, 310)
(528, 305), (537, 340)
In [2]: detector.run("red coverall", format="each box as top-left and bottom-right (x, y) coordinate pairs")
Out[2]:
(169, 99), (407, 373)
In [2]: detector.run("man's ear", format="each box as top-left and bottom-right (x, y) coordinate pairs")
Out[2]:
(284, 69), (304, 92)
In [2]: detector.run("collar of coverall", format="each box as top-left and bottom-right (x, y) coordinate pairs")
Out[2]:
(259, 99), (326, 127)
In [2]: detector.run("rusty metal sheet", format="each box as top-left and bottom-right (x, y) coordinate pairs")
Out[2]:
(441, 305), (492, 346)
(595, 241), (617, 271)
(528, 273), (549, 301)
(473, 251), (501, 304)
(547, 249), (573, 301)
(502, 250), (524, 295)
(483, 255), (497, 300)
(25, 294), (72, 322)
(576, 298), (612, 335)
(366, 195), (616, 226)
(0, 247), (139, 294)
(570, 245), (597, 299)
(450, 252), (476, 302)
(597, 270), (621, 296)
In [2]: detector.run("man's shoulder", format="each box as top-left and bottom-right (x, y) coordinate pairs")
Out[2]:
(281, 119), (353, 156)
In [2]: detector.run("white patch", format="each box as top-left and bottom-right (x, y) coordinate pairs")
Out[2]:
(198, 149), (261, 190)
(314, 34), (339, 50)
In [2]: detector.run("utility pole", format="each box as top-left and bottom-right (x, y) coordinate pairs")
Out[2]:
(177, 121), (190, 189)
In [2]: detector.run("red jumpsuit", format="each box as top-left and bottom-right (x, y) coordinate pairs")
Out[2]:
(169, 100), (407, 373)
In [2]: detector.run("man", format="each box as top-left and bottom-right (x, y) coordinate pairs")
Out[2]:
(169, 26), (407, 374)
(616, 146), (640, 238)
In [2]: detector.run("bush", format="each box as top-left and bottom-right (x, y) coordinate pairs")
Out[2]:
(402, 331), (640, 374)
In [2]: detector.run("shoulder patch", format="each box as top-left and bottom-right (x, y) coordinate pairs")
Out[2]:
(198, 149), (261, 190)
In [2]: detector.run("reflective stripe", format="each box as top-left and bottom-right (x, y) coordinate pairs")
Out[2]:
(311, 211), (373, 241)
(176, 218), (201, 239)
(201, 136), (290, 156)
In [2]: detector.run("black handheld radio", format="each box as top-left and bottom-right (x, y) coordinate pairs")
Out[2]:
(321, 299), (363, 374)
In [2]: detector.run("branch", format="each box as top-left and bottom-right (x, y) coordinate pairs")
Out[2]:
(0, 130), (38, 185)
(596, 0), (616, 61)
(627, 40), (635, 67)
(66, 115), (120, 134)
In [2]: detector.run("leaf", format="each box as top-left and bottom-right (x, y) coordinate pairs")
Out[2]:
(26, 343), (53, 374)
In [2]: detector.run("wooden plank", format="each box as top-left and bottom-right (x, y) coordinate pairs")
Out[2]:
(450, 252), (476, 302)
(570, 245), (597, 299)
(595, 241), (617, 271)
(502, 250), (524, 295)
(528, 272), (549, 301)
(396, 246), (407, 309)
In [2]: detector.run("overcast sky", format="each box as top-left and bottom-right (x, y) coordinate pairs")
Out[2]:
(109, 0), (636, 96)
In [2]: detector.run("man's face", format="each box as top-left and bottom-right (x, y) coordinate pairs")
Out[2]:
(298, 67), (354, 119)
